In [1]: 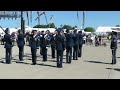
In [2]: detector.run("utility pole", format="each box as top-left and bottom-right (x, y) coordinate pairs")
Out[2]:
(82, 11), (85, 30)
(21, 11), (25, 34)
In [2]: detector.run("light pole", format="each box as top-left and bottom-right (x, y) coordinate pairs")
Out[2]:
(21, 11), (25, 34)
(82, 11), (85, 30)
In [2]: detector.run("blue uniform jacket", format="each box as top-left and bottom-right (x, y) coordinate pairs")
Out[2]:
(40, 34), (47, 48)
(17, 34), (25, 47)
(29, 34), (38, 49)
(110, 35), (117, 49)
(4, 34), (13, 48)
(65, 33), (74, 48)
(78, 33), (83, 45)
(55, 34), (66, 51)
(73, 33), (79, 46)
(50, 34), (56, 46)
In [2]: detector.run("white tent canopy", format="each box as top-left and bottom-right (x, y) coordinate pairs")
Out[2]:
(0, 26), (56, 34)
(96, 26), (112, 33)
(95, 26), (120, 36)
(96, 26), (120, 33)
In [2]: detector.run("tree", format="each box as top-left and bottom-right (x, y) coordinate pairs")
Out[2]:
(33, 25), (47, 28)
(62, 25), (72, 30)
(115, 25), (120, 27)
(47, 23), (56, 28)
(72, 26), (78, 29)
(84, 27), (95, 32)
(33, 23), (56, 28)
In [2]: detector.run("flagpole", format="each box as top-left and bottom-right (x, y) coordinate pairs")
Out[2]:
(21, 11), (24, 34)
(77, 11), (80, 29)
(82, 11), (85, 30)
(30, 11), (32, 27)
(26, 11), (29, 26)
(37, 11), (40, 31)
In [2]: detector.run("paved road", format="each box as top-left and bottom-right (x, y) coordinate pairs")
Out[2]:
(0, 43), (120, 79)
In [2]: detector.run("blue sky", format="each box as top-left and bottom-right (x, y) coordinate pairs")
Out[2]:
(0, 11), (120, 30)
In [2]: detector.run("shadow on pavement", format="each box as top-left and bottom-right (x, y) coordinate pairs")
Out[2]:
(84, 60), (110, 64)
(0, 58), (5, 61)
(106, 68), (120, 72)
(47, 60), (67, 63)
(0, 60), (6, 64)
(13, 61), (57, 68)
(37, 63), (57, 68)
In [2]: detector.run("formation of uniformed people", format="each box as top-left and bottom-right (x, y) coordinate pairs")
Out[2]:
(3, 27), (119, 68)
(2, 27), (119, 67)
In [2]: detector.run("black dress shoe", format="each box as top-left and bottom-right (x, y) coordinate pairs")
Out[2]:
(66, 61), (69, 63)
(52, 57), (55, 59)
(6, 62), (11, 64)
(20, 60), (24, 61)
(59, 66), (63, 68)
(57, 64), (60, 68)
(111, 63), (116, 65)
(57, 66), (60, 68)
(31, 63), (36, 65)
(42, 60), (47, 62)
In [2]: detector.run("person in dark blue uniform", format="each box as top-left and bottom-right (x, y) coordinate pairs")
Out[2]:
(29, 30), (38, 65)
(4, 28), (13, 64)
(25, 31), (30, 46)
(36, 31), (41, 49)
(110, 31), (117, 64)
(50, 31), (57, 59)
(78, 31), (83, 57)
(16, 29), (25, 62)
(65, 29), (74, 64)
(55, 28), (66, 68)
(73, 29), (79, 60)
(40, 31), (48, 62)
(45, 30), (51, 47)
(40, 31), (44, 56)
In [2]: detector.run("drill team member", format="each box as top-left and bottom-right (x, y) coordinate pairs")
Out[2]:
(55, 28), (66, 68)
(4, 28), (13, 64)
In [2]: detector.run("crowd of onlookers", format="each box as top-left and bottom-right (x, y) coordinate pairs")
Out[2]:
(82, 34), (107, 47)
